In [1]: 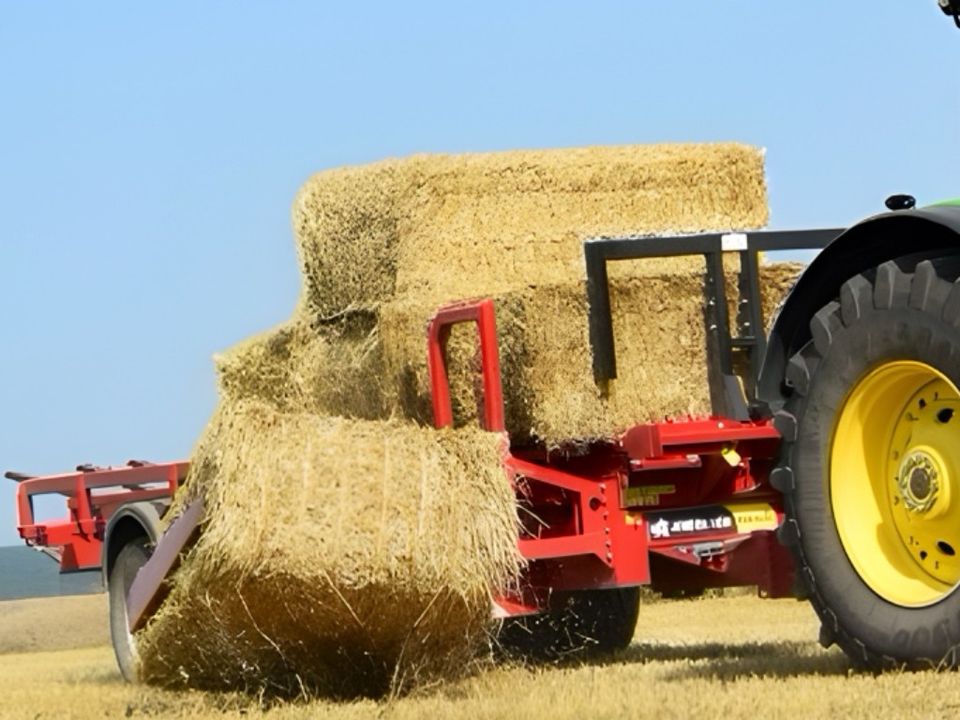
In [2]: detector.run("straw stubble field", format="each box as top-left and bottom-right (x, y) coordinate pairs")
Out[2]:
(3, 593), (960, 720)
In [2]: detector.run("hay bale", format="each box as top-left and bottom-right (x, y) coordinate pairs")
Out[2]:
(293, 144), (768, 317)
(213, 260), (801, 446)
(137, 399), (520, 697)
(380, 263), (804, 444)
(213, 313), (389, 420)
(208, 261), (801, 446)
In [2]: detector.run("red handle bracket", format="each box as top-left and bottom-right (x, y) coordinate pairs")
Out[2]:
(426, 298), (505, 432)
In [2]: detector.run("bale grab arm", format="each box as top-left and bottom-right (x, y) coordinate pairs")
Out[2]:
(584, 228), (842, 417)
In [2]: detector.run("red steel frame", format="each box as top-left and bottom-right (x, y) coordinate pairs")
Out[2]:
(425, 299), (795, 615)
(12, 461), (188, 571)
(10, 297), (795, 626)
(428, 298), (506, 432)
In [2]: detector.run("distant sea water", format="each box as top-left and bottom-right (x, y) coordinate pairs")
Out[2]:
(0, 546), (102, 600)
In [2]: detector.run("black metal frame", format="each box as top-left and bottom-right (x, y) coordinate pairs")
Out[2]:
(584, 228), (843, 419)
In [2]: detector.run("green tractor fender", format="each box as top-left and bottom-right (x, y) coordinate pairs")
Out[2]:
(757, 201), (960, 411)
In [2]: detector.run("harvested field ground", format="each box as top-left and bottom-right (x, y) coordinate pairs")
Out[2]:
(0, 594), (107, 654)
(3, 594), (960, 719)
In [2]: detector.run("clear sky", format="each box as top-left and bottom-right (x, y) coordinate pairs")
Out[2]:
(1, 3), (958, 546)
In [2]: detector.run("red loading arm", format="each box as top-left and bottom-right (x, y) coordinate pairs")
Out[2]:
(14, 461), (188, 541)
(426, 298), (505, 432)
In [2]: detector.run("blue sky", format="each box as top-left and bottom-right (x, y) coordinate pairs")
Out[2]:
(1, 3), (958, 546)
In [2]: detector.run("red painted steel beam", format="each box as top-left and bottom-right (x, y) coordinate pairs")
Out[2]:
(13, 461), (188, 571)
(518, 532), (607, 561)
(622, 419), (779, 460)
(427, 298), (505, 432)
(15, 461), (188, 539)
(507, 456), (609, 496)
(507, 453), (649, 586)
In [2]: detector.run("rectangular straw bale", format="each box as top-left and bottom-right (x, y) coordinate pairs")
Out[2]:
(293, 144), (768, 317)
(136, 399), (521, 697)
(292, 161), (405, 317)
(380, 262), (804, 446)
(213, 312), (389, 420)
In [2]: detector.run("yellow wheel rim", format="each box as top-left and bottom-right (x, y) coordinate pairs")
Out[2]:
(831, 360), (960, 607)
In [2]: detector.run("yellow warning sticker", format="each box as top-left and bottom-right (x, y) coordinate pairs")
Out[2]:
(725, 502), (779, 533)
(721, 445), (742, 466)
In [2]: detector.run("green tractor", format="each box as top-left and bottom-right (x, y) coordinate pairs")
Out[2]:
(761, 194), (960, 666)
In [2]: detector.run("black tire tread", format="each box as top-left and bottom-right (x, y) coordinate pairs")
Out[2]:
(777, 259), (960, 669)
(108, 537), (150, 682)
(810, 301), (843, 357)
(497, 587), (640, 662)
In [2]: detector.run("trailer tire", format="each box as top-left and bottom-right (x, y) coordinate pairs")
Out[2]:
(108, 537), (150, 682)
(778, 259), (960, 668)
(498, 587), (640, 661)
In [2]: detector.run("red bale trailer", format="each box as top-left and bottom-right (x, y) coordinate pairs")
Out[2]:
(13, 193), (960, 676)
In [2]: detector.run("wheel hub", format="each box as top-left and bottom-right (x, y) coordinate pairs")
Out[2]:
(897, 451), (940, 514)
(831, 360), (960, 607)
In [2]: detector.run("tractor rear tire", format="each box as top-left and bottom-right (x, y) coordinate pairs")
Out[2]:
(108, 537), (150, 682)
(776, 259), (960, 668)
(498, 587), (640, 661)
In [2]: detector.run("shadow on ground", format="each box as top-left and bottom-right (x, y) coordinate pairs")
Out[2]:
(609, 640), (852, 681)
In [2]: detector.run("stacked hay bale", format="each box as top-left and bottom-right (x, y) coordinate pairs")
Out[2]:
(137, 405), (518, 696)
(237, 143), (795, 443)
(136, 143), (801, 696)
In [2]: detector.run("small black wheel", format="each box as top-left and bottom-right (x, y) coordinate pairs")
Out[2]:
(777, 259), (960, 667)
(498, 587), (640, 661)
(108, 537), (150, 681)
